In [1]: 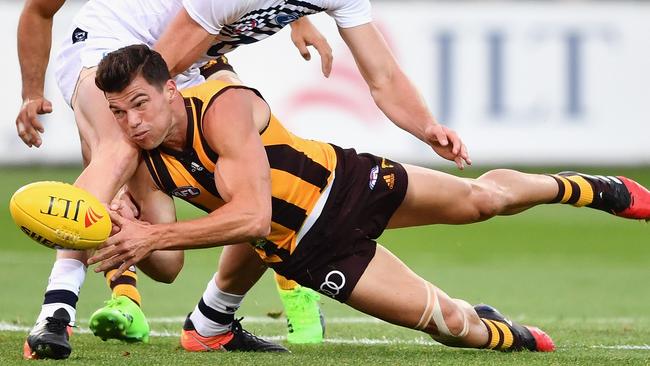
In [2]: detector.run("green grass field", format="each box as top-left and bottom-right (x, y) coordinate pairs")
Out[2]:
(1, 166), (649, 365)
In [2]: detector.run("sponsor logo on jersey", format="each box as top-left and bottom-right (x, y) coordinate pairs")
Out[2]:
(171, 186), (201, 199)
(84, 206), (104, 228)
(190, 162), (204, 173)
(369, 165), (379, 190)
(319, 270), (347, 298)
(274, 12), (300, 26)
(383, 173), (395, 190)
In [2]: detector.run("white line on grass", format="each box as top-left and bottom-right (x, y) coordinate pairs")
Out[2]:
(75, 315), (646, 325)
(3, 322), (650, 350)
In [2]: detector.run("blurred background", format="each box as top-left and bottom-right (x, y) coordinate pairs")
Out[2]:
(2, 0), (649, 166)
(1, 1), (650, 363)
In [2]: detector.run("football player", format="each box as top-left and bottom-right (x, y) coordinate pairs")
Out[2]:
(16, 0), (331, 359)
(90, 45), (650, 353)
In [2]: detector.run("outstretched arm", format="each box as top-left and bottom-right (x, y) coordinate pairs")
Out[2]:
(89, 89), (272, 274)
(91, 160), (184, 282)
(15, 0), (66, 147)
(339, 23), (471, 169)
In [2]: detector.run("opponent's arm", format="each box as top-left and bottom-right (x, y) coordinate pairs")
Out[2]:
(16, 0), (66, 147)
(339, 23), (471, 169)
(156, 7), (333, 77)
(154, 7), (214, 77)
(89, 89), (272, 273)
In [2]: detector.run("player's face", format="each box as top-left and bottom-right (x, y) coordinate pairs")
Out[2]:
(106, 75), (175, 150)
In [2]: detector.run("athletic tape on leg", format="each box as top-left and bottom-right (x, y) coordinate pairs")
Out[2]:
(416, 282), (469, 337)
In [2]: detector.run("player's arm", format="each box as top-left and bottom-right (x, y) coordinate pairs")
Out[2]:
(15, 0), (66, 148)
(338, 23), (471, 169)
(119, 160), (184, 283)
(154, 7), (215, 77)
(89, 88), (272, 274)
(156, 3), (333, 77)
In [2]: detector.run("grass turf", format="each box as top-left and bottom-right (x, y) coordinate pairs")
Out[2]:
(1, 165), (649, 365)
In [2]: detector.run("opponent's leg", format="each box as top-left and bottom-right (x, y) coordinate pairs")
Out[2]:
(181, 244), (287, 352)
(24, 255), (85, 359)
(346, 245), (554, 352)
(71, 67), (149, 343)
(275, 273), (325, 344)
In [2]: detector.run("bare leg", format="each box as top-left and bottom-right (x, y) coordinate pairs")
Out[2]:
(346, 245), (487, 347)
(388, 166), (559, 228)
(216, 243), (267, 295)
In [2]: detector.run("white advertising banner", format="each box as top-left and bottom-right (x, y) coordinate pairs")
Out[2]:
(2, 1), (649, 165)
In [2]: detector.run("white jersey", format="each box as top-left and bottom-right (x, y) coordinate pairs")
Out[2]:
(183, 0), (373, 57)
(54, 0), (372, 105)
(55, 0), (204, 105)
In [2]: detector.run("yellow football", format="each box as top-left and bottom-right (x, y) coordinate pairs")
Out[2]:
(9, 181), (111, 250)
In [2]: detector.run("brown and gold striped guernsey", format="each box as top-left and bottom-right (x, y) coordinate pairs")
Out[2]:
(142, 80), (337, 263)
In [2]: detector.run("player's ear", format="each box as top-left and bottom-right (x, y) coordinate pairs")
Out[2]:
(164, 79), (177, 101)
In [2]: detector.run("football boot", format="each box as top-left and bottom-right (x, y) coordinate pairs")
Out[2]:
(474, 304), (555, 352)
(559, 172), (650, 220)
(24, 308), (73, 360)
(181, 315), (288, 352)
(278, 286), (325, 344)
(89, 295), (150, 343)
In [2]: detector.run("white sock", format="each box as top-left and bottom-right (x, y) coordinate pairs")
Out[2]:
(36, 258), (86, 326)
(190, 273), (244, 336)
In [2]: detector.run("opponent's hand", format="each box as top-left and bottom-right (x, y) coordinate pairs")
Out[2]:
(16, 97), (52, 147)
(290, 18), (333, 77)
(424, 124), (471, 170)
(88, 211), (159, 280)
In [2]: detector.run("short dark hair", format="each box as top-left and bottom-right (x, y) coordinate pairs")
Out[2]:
(95, 44), (171, 93)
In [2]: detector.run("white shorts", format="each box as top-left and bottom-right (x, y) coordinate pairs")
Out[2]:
(54, 24), (205, 106)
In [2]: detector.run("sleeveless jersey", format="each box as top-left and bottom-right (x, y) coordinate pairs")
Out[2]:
(183, 0), (373, 56)
(142, 80), (338, 263)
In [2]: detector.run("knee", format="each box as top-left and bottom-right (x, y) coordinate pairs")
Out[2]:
(138, 251), (184, 284)
(436, 301), (470, 338)
(468, 171), (513, 220)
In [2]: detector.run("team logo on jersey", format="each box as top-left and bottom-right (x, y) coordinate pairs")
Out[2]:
(274, 12), (300, 26)
(232, 19), (259, 35)
(171, 186), (201, 199)
(369, 165), (379, 190)
(72, 28), (88, 44)
(383, 174), (395, 190)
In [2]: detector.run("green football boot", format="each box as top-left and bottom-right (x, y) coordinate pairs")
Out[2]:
(277, 286), (325, 344)
(89, 295), (150, 343)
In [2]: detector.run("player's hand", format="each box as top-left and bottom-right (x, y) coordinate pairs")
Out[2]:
(110, 186), (140, 221)
(88, 211), (159, 280)
(290, 17), (333, 77)
(16, 97), (52, 147)
(424, 124), (471, 170)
